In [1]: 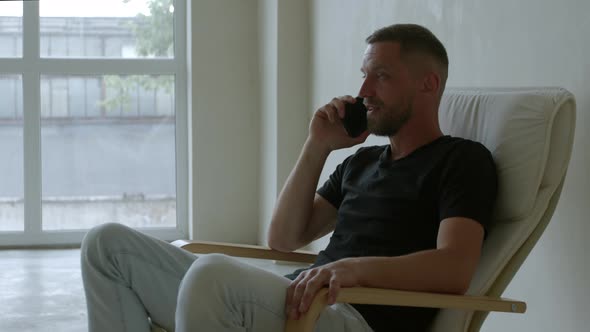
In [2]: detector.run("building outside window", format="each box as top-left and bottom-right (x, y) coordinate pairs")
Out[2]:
(0, 0), (188, 245)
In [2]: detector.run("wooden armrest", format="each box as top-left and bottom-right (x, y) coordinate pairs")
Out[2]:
(286, 287), (526, 332)
(336, 287), (526, 312)
(171, 239), (317, 264)
(172, 240), (526, 332)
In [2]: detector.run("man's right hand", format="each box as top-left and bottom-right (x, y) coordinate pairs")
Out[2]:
(268, 95), (368, 251)
(308, 95), (370, 152)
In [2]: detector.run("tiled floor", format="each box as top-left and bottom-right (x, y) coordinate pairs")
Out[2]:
(0, 248), (308, 332)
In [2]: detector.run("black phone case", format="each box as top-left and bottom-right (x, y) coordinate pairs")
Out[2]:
(342, 97), (368, 138)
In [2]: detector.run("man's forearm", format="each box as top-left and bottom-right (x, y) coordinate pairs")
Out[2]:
(347, 248), (477, 295)
(268, 139), (330, 251)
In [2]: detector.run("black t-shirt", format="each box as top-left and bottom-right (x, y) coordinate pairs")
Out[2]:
(285, 136), (498, 332)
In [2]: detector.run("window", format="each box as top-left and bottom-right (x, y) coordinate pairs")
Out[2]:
(0, 74), (23, 232)
(0, 0), (187, 245)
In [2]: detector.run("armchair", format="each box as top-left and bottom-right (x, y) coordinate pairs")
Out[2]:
(172, 87), (576, 332)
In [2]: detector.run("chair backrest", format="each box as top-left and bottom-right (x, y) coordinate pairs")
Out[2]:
(430, 87), (576, 332)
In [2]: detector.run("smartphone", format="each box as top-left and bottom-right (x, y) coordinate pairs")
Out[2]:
(342, 97), (367, 138)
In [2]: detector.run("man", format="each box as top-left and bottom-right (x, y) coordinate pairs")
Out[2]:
(81, 23), (496, 332)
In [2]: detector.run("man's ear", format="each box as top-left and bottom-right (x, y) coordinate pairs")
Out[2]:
(421, 72), (441, 96)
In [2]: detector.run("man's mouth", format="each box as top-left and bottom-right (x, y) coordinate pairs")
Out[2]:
(366, 105), (379, 113)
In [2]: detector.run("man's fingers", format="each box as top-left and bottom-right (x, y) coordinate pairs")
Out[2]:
(316, 95), (358, 124)
(326, 106), (338, 123)
(328, 276), (341, 305)
(339, 95), (356, 104)
(286, 272), (307, 318)
(330, 98), (345, 118)
(298, 273), (324, 313)
(289, 271), (314, 319)
(331, 95), (355, 119)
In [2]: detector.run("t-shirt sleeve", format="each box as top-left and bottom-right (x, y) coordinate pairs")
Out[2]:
(316, 155), (354, 209)
(438, 141), (498, 230)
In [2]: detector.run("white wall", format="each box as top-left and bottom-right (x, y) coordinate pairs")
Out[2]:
(258, 0), (310, 245)
(189, 0), (261, 243)
(308, 0), (590, 331)
(188, 0), (309, 245)
(259, 0), (279, 245)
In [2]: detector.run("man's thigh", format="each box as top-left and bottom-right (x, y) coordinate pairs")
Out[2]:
(316, 303), (373, 332)
(176, 254), (372, 332)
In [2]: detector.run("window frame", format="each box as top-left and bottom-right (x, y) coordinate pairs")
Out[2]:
(0, 0), (188, 246)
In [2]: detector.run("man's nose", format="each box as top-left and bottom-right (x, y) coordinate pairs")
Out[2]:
(357, 78), (374, 98)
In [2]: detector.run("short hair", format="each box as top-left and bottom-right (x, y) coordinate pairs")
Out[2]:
(366, 24), (448, 94)
(366, 23), (448, 68)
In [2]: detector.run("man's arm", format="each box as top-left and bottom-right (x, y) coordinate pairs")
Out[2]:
(267, 96), (369, 252)
(287, 217), (484, 319)
(267, 140), (336, 252)
(350, 217), (484, 294)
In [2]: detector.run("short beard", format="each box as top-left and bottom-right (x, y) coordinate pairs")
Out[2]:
(367, 104), (413, 137)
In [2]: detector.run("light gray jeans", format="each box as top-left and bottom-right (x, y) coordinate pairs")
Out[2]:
(80, 223), (373, 332)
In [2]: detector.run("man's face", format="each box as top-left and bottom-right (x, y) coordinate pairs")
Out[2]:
(359, 42), (417, 137)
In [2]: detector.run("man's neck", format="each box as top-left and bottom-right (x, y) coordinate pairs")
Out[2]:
(388, 124), (443, 160)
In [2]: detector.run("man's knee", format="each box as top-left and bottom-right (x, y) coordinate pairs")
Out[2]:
(176, 253), (249, 325)
(81, 222), (135, 260)
(181, 254), (241, 287)
(177, 254), (244, 305)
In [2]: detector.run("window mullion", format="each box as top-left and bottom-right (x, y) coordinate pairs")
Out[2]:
(174, 0), (188, 237)
(22, 0), (42, 235)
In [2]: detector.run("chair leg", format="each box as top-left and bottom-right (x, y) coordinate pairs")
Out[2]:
(284, 289), (329, 332)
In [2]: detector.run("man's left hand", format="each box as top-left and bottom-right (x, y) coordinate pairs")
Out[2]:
(285, 258), (360, 320)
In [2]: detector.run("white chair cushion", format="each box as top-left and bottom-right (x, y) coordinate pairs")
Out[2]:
(431, 87), (575, 332)
(439, 87), (575, 223)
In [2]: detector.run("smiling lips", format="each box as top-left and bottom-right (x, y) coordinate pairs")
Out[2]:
(364, 99), (381, 113)
(366, 104), (379, 113)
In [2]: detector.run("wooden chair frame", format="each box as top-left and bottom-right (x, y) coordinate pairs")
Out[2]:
(172, 240), (525, 332)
